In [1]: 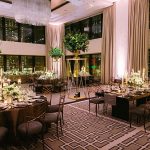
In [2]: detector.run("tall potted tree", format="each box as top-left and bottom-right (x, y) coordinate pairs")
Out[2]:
(64, 33), (89, 97)
(64, 32), (89, 58)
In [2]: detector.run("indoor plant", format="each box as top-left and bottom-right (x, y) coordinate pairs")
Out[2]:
(49, 47), (64, 60)
(64, 32), (89, 54)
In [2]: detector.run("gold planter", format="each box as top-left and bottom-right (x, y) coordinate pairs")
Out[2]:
(74, 50), (80, 58)
(73, 51), (80, 77)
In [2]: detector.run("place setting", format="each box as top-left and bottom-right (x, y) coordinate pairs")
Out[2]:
(0, 102), (8, 111)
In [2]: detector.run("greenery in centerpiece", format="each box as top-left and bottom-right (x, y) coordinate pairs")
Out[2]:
(64, 32), (89, 53)
(49, 47), (64, 59)
(2, 83), (22, 100)
(128, 72), (143, 87)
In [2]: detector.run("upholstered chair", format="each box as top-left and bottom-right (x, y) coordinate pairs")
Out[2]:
(88, 90), (104, 116)
(44, 95), (65, 137)
(47, 93), (65, 123)
(0, 126), (8, 149)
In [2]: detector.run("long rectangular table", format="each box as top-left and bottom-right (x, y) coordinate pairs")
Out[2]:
(112, 93), (150, 121)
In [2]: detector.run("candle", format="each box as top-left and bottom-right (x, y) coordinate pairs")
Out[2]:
(142, 68), (145, 81)
(18, 79), (21, 84)
(122, 76), (124, 87)
(124, 72), (128, 84)
(7, 79), (11, 85)
(0, 68), (2, 77)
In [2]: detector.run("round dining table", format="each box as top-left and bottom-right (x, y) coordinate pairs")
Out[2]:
(0, 96), (48, 138)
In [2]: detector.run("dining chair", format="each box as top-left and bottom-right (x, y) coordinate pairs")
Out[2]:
(47, 93), (65, 124)
(103, 93), (116, 114)
(44, 95), (65, 137)
(0, 126), (8, 149)
(129, 101), (150, 132)
(88, 90), (104, 116)
(17, 101), (47, 150)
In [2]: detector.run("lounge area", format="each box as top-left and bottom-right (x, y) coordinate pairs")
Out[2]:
(0, 0), (150, 150)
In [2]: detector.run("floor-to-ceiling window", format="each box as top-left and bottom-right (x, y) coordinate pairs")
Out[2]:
(35, 56), (45, 71)
(20, 24), (33, 43)
(21, 56), (33, 72)
(66, 53), (101, 78)
(1, 55), (45, 72)
(5, 18), (19, 42)
(6, 55), (19, 71)
(0, 17), (46, 72)
(0, 17), (45, 44)
(65, 14), (103, 39)
(0, 18), (3, 40)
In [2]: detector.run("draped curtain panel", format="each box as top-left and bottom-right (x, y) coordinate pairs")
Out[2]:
(101, 6), (115, 84)
(46, 24), (65, 77)
(128, 0), (149, 73)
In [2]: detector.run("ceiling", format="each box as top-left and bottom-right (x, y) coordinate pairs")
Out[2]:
(0, 0), (118, 24)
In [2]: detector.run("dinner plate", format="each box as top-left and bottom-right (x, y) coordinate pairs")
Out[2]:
(32, 96), (41, 99)
(0, 106), (7, 110)
(36, 99), (45, 102)
(14, 102), (28, 107)
(27, 99), (36, 103)
(0, 103), (7, 108)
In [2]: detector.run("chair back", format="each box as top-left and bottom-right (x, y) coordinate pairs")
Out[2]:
(87, 90), (91, 99)
(57, 95), (65, 119)
(49, 92), (53, 105)
(104, 93), (116, 106)
(87, 90), (95, 100)
(33, 101), (47, 118)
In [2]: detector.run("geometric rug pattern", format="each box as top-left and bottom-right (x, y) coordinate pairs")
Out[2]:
(4, 100), (150, 150)
(44, 104), (135, 150)
(110, 131), (150, 150)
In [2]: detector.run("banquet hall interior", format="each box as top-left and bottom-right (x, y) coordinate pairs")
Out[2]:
(0, 0), (150, 150)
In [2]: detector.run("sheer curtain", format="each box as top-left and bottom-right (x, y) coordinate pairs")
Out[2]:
(46, 24), (65, 78)
(128, 0), (149, 73)
(101, 5), (115, 84)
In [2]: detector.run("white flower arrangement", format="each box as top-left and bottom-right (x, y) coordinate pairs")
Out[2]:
(128, 72), (143, 87)
(2, 83), (22, 100)
(38, 71), (56, 80)
(79, 66), (90, 76)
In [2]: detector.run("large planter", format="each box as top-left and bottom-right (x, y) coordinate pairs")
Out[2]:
(5, 96), (13, 104)
(74, 51), (80, 58)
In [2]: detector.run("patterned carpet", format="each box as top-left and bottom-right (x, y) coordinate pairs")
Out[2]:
(3, 100), (150, 150)
(110, 131), (150, 150)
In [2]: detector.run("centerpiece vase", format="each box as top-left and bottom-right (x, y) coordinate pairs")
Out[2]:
(6, 96), (13, 104)
(53, 57), (60, 62)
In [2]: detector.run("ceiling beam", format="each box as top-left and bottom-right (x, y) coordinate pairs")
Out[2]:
(52, 1), (70, 11)
(0, 0), (11, 4)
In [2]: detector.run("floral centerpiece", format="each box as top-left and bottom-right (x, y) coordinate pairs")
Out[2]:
(49, 47), (64, 60)
(79, 66), (90, 76)
(38, 71), (56, 80)
(128, 72), (144, 87)
(2, 83), (22, 103)
(64, 32), (89, 55)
